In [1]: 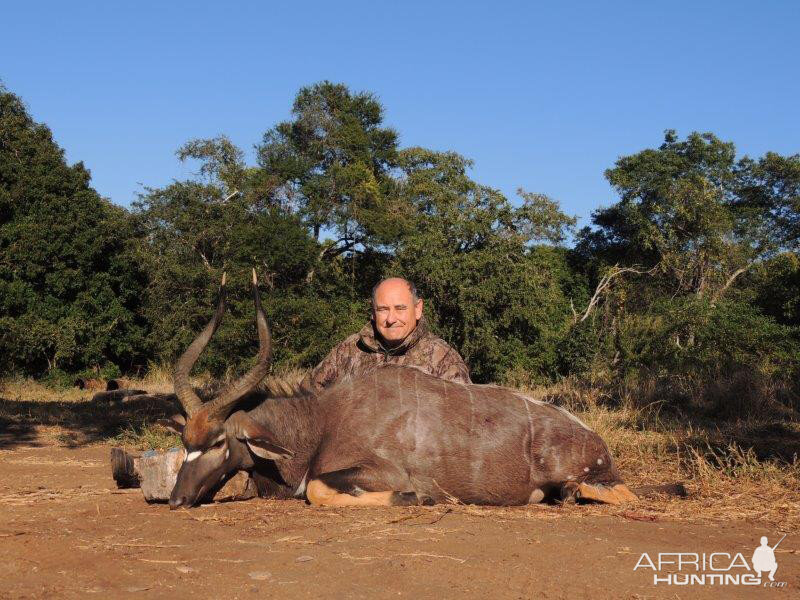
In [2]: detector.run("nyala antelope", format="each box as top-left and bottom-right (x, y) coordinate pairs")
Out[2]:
(166, 272), (637, 509)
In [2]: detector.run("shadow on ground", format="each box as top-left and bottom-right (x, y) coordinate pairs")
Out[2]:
(0, 392), (179, 450)
(681, 419), (800, 464)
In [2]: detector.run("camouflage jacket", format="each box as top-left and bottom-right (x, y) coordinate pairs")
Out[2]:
(299, 317), (471, 393)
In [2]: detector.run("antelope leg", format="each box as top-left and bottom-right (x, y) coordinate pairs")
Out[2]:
(306, 467), (427, 507)
(576, 482), (638, 505)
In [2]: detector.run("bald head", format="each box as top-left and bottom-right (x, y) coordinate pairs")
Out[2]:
(371, 278), (418, 305)
(371, 278), (423, 346)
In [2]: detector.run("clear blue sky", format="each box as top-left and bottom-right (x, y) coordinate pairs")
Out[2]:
(2, 1), (798, 226)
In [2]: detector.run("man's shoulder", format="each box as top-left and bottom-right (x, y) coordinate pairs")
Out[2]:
(419, 330), (458, 352)
(332, 332), (362, 352)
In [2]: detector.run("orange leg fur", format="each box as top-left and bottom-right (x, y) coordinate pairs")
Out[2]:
(577, 483), (638, 505)
(306, 479), (396, 507)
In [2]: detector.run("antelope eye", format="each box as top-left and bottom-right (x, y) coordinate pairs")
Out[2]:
(210, 439), (226, 450)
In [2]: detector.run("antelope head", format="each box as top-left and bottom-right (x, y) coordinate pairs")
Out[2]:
(168, 270), (294, 509)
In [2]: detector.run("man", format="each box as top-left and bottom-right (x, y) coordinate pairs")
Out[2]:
(113, 277), (471, 499)
(300, 277), (471, 393)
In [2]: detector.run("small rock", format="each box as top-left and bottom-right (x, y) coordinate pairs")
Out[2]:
(125, 586), (151, 592)
(138, 448), (185, 502)
(214, 471), (257, 502)
(296, 555), (314, 562)
(248, 571), (272, 581)
(176, 566), (194, 574)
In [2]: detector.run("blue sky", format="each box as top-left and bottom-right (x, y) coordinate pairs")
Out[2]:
(2, 1), (798, 226)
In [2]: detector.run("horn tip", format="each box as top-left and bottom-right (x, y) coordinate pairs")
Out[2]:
(252, 268), (258, 286)
(221, 271), (227, 286)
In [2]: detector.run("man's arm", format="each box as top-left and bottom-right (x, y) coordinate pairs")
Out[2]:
(298, 335), (357, 394)
(299, 348), (340, 394)
(433, 346), (472, 384)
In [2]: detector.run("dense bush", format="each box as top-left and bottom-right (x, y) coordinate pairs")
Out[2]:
(2, 82), (798, 406)
(0, 88), (148, 376)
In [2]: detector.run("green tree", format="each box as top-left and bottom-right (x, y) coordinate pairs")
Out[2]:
(568, 131), (800, 381)
(133, 139), (370, 374)
(257, 82), (404, 256)
(746, 252), (800, 328)
(390, 148), (577, 383)
(580, 131), (799, 301)
(0, 87), (147, 376)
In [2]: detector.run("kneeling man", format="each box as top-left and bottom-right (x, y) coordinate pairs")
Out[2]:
(300, 277), (471, 392)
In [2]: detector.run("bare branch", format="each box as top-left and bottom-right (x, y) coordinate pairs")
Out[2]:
(710, 265), (751, 305)
(197, 251), (213, 272)
(305, 239), (361, 284)
(579, 264), (653, 323)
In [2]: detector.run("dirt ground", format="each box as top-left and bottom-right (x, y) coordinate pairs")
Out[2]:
(0, 441), (797, 599)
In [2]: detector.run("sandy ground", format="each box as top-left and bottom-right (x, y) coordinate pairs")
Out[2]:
(0, 442), (797, 599)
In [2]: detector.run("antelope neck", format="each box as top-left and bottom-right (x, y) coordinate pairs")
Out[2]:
(246, 393), (323, 488)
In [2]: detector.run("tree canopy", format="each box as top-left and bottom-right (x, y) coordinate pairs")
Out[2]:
(2, 84), (798, 399)
(0, 87), (147, 376)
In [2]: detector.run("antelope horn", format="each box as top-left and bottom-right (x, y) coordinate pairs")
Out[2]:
(206, 269), (272, 421)
(173, 272), (227, 417)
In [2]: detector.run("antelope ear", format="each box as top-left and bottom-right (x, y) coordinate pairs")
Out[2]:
(237, 421), (294, 460)
(157, 414), (186, 435)
(244, 437), (295, 461)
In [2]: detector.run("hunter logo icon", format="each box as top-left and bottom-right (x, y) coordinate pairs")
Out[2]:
(633, 533), (789, 587)
(752, 535), (784, 582)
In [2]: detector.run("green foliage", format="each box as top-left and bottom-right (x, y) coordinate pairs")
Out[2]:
(133, 176), (325, 374)
(618, 298), (798, 377)
(0, 87), (147, 376)
(257, 81), (404, 247)
(3, 82), (799, 405)
(568, 131), (800, 388)
(747, 252), (800, 328)
(580, 131), (799, 301)
(736, 152), (800, 254)
(390, 148), (578, 382)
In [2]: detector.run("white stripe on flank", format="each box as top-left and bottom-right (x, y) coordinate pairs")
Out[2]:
(294, 470), (309, 497)
(554, 405), (592, 431)
(514, 391), (593, 432)
(185, 450), (202, 463)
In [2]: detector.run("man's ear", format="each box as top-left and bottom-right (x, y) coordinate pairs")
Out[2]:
(157, 413), (186, 435)
(236, 419), (294, 461)
(415, 298), (423, 320)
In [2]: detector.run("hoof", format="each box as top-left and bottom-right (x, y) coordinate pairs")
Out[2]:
(390, 491), (420, 506)
(560, 481), (579, 503)
(111, 448), (140, 488)
(390, 491), (435, 506)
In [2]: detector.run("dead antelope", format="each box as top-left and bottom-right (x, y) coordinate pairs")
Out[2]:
(166, 272), (637, 509)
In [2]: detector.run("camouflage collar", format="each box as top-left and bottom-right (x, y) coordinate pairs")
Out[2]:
(358, 317), (430, 356)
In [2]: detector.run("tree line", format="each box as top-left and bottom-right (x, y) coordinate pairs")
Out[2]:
(1, 82), (798, 399)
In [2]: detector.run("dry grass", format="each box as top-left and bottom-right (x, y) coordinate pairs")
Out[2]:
(134, 361), (308, 397)
(0, 377), (180, 449)
(519, 375), (800, 529)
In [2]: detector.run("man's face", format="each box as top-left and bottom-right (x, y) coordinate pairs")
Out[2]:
(372, 279), (423, 346)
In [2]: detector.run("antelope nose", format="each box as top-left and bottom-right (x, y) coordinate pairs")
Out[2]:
(169, 496), (186, 510)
